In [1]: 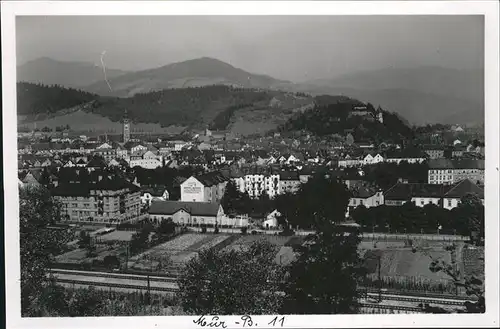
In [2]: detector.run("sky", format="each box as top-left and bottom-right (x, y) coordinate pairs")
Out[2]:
(16, 15), (484, 82)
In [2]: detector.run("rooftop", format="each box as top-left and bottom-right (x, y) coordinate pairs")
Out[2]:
(149, 200), (221, 217)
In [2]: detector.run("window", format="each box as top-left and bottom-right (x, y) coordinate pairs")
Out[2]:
(447, 199), (452, 207)
(353, 199), (357, 205)
(421, 200), (425, 205)
(359, 200), (364, 205)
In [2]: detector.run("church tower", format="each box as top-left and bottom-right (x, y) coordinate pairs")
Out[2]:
(123, 109), (130, 143)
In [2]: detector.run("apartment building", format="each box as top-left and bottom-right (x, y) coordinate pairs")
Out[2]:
(428, 159), (485, 185)
(52, 174), (141, 224)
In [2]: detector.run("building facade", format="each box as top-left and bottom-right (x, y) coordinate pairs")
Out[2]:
(428, 159), (485, 185)
(53, 175), (141, 224)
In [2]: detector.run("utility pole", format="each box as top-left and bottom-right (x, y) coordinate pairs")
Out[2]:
(125, 242), (129, 271)
(378, 255), (382, 303)
(147, 273), (151, 305)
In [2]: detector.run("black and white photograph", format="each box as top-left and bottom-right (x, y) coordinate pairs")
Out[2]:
(2, 1), (499, 328)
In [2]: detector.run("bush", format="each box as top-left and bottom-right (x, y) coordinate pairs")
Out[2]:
(240, 227), (248, 235)
(201, 225), (207, 234)
(214, 227), (219, 234)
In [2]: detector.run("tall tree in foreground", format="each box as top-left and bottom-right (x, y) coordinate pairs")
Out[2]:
(19, 185), (73, 316)
(177, 240), (285, 315)
(281, 175), (365, 314)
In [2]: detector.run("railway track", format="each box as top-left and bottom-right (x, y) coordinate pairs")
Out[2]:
(361, 287), (476, 301)
(363, 293), (465, 306)
(49, 269), (178, 283)
(50, 269), (473, 309)
(359, 303), (424, 313)
(54, 278), (178, 293)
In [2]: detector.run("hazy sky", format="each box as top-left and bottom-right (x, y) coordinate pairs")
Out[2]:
(16, 15), (484, 82)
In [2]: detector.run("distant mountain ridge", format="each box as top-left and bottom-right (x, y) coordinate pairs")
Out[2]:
(298, 66), (484, 126)
(17, 57), (484, 125)
(17, 57), (129, 88)
(83, 57), (290, 97)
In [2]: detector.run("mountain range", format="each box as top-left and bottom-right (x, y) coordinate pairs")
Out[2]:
(17, 57), (484, 125)
(17, 57), (129, 88)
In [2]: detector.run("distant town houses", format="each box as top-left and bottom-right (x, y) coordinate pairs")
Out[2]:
(383, 179), (483, 209)
(423, 145), (445, 159)
(428, 159), (485, 185)
(128, 150), (163, 169)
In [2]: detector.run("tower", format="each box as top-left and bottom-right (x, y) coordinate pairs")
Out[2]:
(123, 109), (130, 143)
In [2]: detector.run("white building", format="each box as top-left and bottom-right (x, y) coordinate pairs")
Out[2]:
(363, 153), (384, 165)
(243, 173), (281, 198)
(128, 150), (163, 169)
(428, 159), (485, 185)
(263, 210), (281, 229)
(140, 187), (169, 206)
(181, 172), (228, 203)
(148, 201), (225, 227)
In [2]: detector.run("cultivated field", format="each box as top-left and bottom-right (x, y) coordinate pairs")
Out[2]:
(129, 233), (235, 271)
(363, 248), (452, 281)
(55, 244), (127, 265)
(96, 231), (135, 242)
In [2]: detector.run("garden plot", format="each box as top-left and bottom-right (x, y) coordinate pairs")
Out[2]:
(96, 230), (135, 242)
(130, 234), (233, 270)
(54, 244), (126, 265)
(363, 248), (452, 281)
(226, 235), (293, 250)
(170, 235), (232, 264)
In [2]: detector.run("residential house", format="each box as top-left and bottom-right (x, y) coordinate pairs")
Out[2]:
(443, 179), (484, 210)
(347, 185), (383, 216)
(263, 209), (281, 229)
(384, 149), (426, 164)
(93, 147), (116, 162)
(279, 171), (301, 194)
(363, 153), (384, 165)
(140, 186), (170, 206)
(148, 201), (225, 227)
(428, 159), (485, 185)
(129, 150), (163, 169)
(337, 154), (363, 168)
(424, 145), (445, 160)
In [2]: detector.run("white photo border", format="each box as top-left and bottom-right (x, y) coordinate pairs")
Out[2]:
(2, 1), (499, 328)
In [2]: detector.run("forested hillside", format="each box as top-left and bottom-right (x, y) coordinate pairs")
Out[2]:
(279, 98), (414, 143)
(87, 85), (273, 127)
(17, 82), (98, 115)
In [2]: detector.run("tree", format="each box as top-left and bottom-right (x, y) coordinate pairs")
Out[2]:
(276, 174), (351, 230)
(19, 186), (73, 316)
(282, 225), (366, 314)
(103, 255), (121, 270)
(221, 180), (248, 215)
(78, 231), (91, 249)
(130, 224), (153, 254)
(156, 218), (176, 235)
(177, 240), (285, 315)
(452, 193), (484, 244)
(280, 177), (365, 314)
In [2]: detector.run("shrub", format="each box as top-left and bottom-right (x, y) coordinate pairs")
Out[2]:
(240, 227), (248, 235)
(214, 227), (219, 234)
